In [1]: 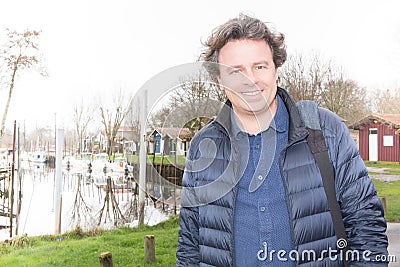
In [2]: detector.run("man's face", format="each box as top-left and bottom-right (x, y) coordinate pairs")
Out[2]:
(217, 39), (278, 117)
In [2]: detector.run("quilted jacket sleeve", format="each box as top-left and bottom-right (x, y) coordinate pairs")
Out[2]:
(176, 139), (200, 266)
(320, 108), (389, 266)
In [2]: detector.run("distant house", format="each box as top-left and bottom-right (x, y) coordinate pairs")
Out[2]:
(349, 114), (400, 162)
(88, 126), (138, 154)
(92, 130), (107, 153)
(115, 126), (137, 154)
(116, 126), (135, 140)
(147, 128), (192, 156)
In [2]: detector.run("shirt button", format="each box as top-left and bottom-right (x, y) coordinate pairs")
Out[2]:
(258, 175), (263, 180)
(260, 206), (266, 212)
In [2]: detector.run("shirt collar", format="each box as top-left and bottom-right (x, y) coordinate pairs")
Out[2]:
(230, 108), (243, 137)
(230, 94), (288, 137)
(273, 94), (289, 133)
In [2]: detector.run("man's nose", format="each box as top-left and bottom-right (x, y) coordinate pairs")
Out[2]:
(243, 69), (259, 86)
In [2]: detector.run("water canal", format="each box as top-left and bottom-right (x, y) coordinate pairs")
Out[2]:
(0, 160), (172, 241)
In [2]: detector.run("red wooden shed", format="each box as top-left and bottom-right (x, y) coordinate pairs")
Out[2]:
(349, 114), (400, 162)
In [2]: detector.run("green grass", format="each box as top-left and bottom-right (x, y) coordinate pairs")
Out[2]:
(72, 154), (187, 166)
(126, 154), (186, 165)
(365, 161), (400, 175)
(372, 179), (400, 223)
(362, 161), (400, 222)
(147, 155), (186, 166)
(0, 217), (179, 267)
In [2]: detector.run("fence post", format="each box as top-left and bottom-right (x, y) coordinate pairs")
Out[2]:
(380, 196), (388, 215)
(144, 235), (155, 263)
(99, 251), (113, 267)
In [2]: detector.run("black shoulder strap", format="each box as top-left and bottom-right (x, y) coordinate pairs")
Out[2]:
(296, 101), (349, 266)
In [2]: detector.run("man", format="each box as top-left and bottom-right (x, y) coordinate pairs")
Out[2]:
(176, 14), (388, 266)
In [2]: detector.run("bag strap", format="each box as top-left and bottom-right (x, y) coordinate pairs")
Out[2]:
(296, 100), (349, 266)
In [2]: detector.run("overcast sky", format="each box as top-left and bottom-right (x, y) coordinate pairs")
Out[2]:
(1, 0), (399, 133)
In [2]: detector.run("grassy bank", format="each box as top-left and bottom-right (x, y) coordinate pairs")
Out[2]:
(0, 217), (179, 267)
(362, 161), (400, 222)
(373, 179), (400, 222)
(126, 154), (186, 166)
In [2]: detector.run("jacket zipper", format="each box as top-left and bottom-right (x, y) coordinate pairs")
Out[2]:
(231, 141), (239, 267)
(279, 136), (308, 267)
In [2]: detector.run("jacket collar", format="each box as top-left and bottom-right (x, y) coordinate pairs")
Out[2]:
(276, 87), (309, 144)
(214, 87), (308, 144)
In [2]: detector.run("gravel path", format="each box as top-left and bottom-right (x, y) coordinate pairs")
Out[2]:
(367, 167), (400, 182)
(387, 223), (400, 266)
(370, 174), (400, 182)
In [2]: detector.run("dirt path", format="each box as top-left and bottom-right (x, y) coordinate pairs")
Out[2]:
(387, 223), (400, 266)
(367, 167), (400, 182)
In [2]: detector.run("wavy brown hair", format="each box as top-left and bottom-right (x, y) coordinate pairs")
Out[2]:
(200, 14), (287, 78)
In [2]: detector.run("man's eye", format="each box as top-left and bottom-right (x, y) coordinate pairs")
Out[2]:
(230, 69), (241, 74)
(256, 65), (266, 70)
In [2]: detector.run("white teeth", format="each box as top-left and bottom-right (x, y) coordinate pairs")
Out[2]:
(242, 91), (261, 96)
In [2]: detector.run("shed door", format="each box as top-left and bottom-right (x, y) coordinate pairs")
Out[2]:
(368, 128), (378, 162)
(154, 133), (161, 154)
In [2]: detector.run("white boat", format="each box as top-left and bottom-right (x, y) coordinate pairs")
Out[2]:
(94, 176), (107, 188)
(63, 153), (93, 172)
(91, 153), (110, 173)
(31, 162), (46, 173)
(108, 156), (132, 173)
(29, 151), (47, 163)
(111, 174), (127, 189)
(0, 160), (9, 173)
(0, 148), (14, 170)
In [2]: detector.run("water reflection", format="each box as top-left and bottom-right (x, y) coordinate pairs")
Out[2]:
(1, 158), (178, 241)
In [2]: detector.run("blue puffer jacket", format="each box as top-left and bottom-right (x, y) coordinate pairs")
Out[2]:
(176, 87), (388, 266)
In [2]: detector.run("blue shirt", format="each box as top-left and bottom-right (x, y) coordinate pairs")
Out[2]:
(233, 95), (293, 266)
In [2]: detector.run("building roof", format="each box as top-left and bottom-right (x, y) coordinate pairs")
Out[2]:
(349, 114), (400, 130)
(149, 127), (193, 140)
(118, 126), (135, 132)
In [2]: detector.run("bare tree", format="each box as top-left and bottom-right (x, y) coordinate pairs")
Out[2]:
(97, 177), (127, 227)
(0, 29), (47, 140)
(63, 128), (76, 156)
(70, 174), (93, 228)
(25, 126), (53, 151)
(148, 107), (172, 128)
(98, 88), (132, 156)
(370, 87), (400, 114)
(280, 51), (369, 124)
(73, 100), (93, 154)
(320, 68), (369, 124)
(149, 71), (224, 132)
(280, 52), (327, 103)
(125, 96), (141, 156)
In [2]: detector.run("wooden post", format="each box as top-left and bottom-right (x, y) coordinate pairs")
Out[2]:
(380, 196), (388, 215)
(144, 235), (155, 263)
(138, 90), (147, 225)
(10, 120), (16, 238)
(99, 251), (113, 267)
(54, 129), (64, 234)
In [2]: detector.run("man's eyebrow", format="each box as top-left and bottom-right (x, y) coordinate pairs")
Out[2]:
(253, 60), (272, 66)
(226, 64), (243, 69)
(226, 61), (272, 69)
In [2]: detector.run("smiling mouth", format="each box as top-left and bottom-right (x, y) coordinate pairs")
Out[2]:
(241, 90), (262, 96)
